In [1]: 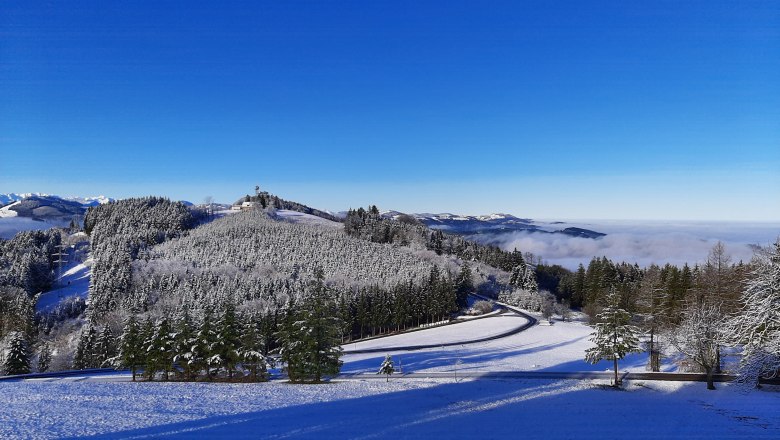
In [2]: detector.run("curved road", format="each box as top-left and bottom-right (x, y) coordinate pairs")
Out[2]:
(342, 294), (538, 354)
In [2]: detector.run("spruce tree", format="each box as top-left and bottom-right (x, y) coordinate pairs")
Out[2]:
(215, 302), (241, 379)
(172, 310), (196, 380)
(377, 354), (394, 382)
(277, 268), (343, 383)
(119, 315), (142, 381)
(146, 317), (175, 381)
(94, 325), (116, 368)
(37, 341), (52, 373)
(192, 308), (217, 380)
(455, 263), (473, 310)
(73, 324), (97, 369)
(240, 314), (267, 381)
(585, 288), (641, 387)
(4, 332), (30, 375)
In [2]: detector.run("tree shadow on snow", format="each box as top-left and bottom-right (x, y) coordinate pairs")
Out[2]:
(60, 375), (770, 440)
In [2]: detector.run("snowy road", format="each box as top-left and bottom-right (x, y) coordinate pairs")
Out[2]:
(343, 311), (535, 353)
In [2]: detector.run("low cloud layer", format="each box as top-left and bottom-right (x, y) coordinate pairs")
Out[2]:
(480, 220), (780, 269)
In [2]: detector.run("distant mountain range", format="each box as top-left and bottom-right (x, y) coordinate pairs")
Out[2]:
(0, 193), (115, 219)
(1, 192), (606, 240)
(0, 193), (113, 208)
(381, 211), (606, 239)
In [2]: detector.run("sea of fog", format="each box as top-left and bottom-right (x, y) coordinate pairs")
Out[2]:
(485, 220), (780, 270)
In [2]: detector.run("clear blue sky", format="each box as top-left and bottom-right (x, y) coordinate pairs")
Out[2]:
(2, 1), (778, 220)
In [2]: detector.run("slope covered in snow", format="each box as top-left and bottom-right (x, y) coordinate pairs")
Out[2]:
(35, 262), (91, 313)
(2, 378), (778, 439)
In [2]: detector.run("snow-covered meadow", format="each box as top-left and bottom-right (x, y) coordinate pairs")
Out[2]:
(2, 378), (778, 439)
(3, 311), (777, 439)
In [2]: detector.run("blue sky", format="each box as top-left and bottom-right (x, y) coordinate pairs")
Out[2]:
(2, 1), (778, 220)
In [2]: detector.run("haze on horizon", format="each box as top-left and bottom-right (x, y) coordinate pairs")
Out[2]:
(2, 1), (778, 221)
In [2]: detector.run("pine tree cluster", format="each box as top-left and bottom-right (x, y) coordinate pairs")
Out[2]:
(84, 197), (195, 317)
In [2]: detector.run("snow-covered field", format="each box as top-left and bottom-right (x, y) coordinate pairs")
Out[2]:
(342, 314), (675, 375)
(1, 378), (778, 439)
(1, 305), (772, 439)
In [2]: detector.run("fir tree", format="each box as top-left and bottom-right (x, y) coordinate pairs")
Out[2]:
(94, 325), (116, 368)
(277, 268), (343, 383)
(73, 324), (97, 369)
(119, 315), (142, 381)
(172, 310), (197, 380)
(240, 314), (268, 381)
(377, 354), (394, 382)
(585, 288), (641, 387)
(192, 308), (217, 380)
(214, 302), (241, 379)
(146, 317), (175, 381)
(37, 341), (52, 373)
(455, 263), (473, 310)
(4, 332), (30, 375)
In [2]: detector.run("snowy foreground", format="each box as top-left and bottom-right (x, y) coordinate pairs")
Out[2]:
(3, 314), (777, 439)
(2, 379), (779, 439)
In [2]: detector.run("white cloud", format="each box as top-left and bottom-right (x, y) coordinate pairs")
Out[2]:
(480, 220), (780, 269)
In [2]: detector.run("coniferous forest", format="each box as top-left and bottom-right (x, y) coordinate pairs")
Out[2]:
(0, 192), (778, 389)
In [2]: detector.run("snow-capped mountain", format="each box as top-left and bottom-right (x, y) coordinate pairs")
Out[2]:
(382, 211), (606, 239)
(0, 193), (114, 208)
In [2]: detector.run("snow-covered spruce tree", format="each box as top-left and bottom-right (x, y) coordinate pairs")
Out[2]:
(585, 288), (641, 387)
(146, 317), (175, 381)
(277, 268), (343, 383)
(455, 262), (473, 310)
(37, 341), (52, 373)
(214, 302), (241, 379)
(726, 238), (780, 387)
(192, 308), (218, 380)
(3, 332), (30, 375)
(668, 302), (725, 390)
(240, 314), (268, 381)
(377, 354), (394, 382)
(118, 315), (142, 381)
(94, 325), (116, 368)
(172, 310), (197, 380)
(73, 324), (97, 369)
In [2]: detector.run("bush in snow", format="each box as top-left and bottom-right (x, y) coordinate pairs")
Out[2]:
(468, 300), (493, 316)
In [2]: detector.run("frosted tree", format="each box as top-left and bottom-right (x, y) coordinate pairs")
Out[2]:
(73, 324), (97, 369)
(240, 315), (268, 381)
(585, 288), (641, 387)
(668, 302), (725, 390)
(214, 302), (242, 379)
(726, 239), (780, 387)
(3, 332), (30, 375)
(172, 310), (197, 380)
(118, 315), (142, 381)
(146, 317), (175, 381)
(277, 268), (343, 383)
(377, 354), (394, 382)
(37, 341), (52, 373)
(94, 325), (116, 368)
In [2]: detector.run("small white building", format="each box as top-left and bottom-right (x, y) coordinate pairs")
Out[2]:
(230, 201), (256, 211)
